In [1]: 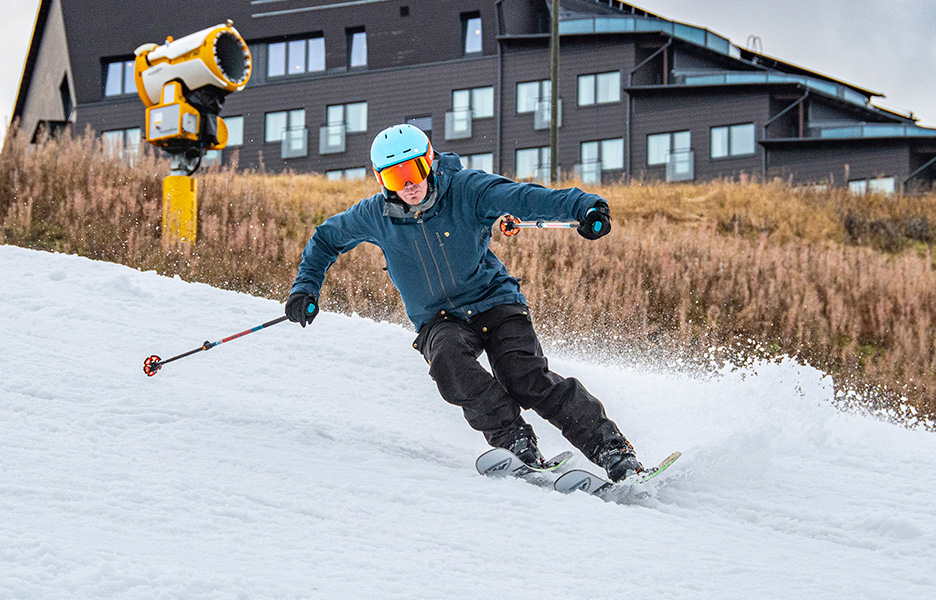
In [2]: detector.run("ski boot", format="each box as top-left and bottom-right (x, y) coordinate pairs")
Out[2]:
(597, 441), (644, 482)
(504, 426), (545, 468)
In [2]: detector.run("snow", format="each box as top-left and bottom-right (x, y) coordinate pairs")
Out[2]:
(2, 244), (935, 599)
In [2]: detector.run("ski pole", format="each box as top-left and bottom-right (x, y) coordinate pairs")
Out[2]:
(143, 315), (289, 377)
(500, 215), (578, 237)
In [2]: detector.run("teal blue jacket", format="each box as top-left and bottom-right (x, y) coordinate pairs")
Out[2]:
(291, 152), (605, 331)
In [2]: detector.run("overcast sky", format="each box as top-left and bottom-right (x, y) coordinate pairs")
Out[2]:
(2, 0), (934, 146)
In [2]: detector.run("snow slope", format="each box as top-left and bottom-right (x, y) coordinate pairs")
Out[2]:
(2, 244), (935, 599)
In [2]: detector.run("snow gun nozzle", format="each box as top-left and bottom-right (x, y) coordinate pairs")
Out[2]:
(143, 355), (163, 377)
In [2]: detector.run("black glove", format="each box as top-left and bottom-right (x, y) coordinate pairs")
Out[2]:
(285, 292), (320, 327)
(577, 201), (611, 240)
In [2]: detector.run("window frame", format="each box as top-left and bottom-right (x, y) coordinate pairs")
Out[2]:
(462, 12), (482, 55)
(647, 130), (691, 167)
(452, 86), (494, 119)
(577, 71), (621, 106)
(103, 59), (135, 97)
(515, 146), (551, 181)
(224, 116), (245, 147)
(267, 34), (326, 78)
(710, 123), (756, 159)
(347, 27), (367, 69)
(516, 80), (550, 114)
(265, 109), (306, 144)
(326, 101), (369, 136)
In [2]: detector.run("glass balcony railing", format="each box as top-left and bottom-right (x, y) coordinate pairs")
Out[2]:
(680, 72), (868, 107)
(818, 124), (936, 139)
(560, 15), (739, 58)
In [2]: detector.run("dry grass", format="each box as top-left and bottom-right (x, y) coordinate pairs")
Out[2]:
(2, 128), (935, 426)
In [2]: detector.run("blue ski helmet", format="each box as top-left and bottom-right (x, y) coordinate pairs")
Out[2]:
(370, 124), (434, 192)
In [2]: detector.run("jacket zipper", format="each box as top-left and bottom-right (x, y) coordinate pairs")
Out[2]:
(435, 231), (459, 289)
(412, 239), (436, 298)
(417, 217), (455, 308)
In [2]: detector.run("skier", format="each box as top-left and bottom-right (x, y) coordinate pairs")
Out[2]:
(286, 123), (643, 481)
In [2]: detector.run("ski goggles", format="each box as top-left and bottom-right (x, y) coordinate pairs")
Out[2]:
(374, 155), (432, 191)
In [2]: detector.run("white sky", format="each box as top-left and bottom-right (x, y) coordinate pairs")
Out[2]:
(2, 0), (934, 146)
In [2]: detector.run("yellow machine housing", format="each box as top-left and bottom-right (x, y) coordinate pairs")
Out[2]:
(133, 22), (250, 149)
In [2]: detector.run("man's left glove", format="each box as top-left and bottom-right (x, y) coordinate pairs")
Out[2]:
(577, 201), (611, 240)
(285, 292), (320, 328)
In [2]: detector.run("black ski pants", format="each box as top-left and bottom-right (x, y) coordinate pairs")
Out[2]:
(415, 303), (626, 461)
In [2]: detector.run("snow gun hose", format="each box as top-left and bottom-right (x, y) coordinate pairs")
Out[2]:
(143, 315), (289, 377)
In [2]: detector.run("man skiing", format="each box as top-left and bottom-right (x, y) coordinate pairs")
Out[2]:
(286, 123), (643, 482)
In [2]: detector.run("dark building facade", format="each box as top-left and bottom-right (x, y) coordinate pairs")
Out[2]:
(12, 0), (936, 192)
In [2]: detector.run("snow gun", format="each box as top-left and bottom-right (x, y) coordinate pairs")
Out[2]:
(499, 215), (579, 237)
(143, 315), (288, 376)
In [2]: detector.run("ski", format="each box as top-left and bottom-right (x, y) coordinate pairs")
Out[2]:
(476, 448), (573, 480)
(554, 451), (682, 495)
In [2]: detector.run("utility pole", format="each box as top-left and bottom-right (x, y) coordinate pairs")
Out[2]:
(549, 0), (559, 184)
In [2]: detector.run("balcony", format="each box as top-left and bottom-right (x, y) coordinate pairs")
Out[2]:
(319, 123), (346, 155)
(445, 109), (472, 140)
(666, 150), (694, 182)
(818, 124), (936, 139)
(281, 127), (308, 159)
(574, 159), (602, 184)
(678, 71), (869, 107)
(534, 98), (562, 130)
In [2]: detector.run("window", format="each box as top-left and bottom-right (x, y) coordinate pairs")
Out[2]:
(453, 86), (494, 119)
(850, 177), (896, 195)
(265, 109), (305, 143)
(268, 36), (325, 77)
(578, 72), (621, 106)
(103, 59), (135, 97)
(464, 153), (494, 173)
(326, 167), (368, 181)
(515, 147), (550, 181)
(347, 27), (367, 68)
(406, 116), (433, 138)
(224, 116), (244, 146)
(102, 127), (142, 163)
(711, 123), (756, 159)
(60, 75), (73, 119)
(327, 102), (368, 134)
(463, 13), (482, 54)
(580, 139), (624, 183)
(648, 131), (690, 166)
(517, 80), (550, 114)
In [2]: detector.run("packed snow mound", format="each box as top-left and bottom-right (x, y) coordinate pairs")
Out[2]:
(2, 245), (934, 599)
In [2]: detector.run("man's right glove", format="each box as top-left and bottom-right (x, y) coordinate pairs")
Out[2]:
(577, 201), (611, 240)
(285, 292), (320, 328)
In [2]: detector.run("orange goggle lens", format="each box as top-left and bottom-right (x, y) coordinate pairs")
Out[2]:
(376, 156), (431, 191)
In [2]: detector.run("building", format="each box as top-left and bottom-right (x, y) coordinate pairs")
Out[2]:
(12, 0), (936, 192)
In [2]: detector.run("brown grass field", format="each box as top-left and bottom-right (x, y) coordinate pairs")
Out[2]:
(2, 128), (934, 427)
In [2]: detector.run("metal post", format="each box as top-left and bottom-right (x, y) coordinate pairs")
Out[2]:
(549, 0), (559, 184)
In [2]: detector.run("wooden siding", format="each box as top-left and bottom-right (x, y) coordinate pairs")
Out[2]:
(766, 143), (911, 186)
(631, 89), (770, 181)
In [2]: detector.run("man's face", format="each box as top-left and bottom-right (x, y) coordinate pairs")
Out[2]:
(396, 177), (429, 205)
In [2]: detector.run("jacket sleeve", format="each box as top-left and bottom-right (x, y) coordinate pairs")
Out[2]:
(464, 170), (606, 226)
(290, 200), (374, 297)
